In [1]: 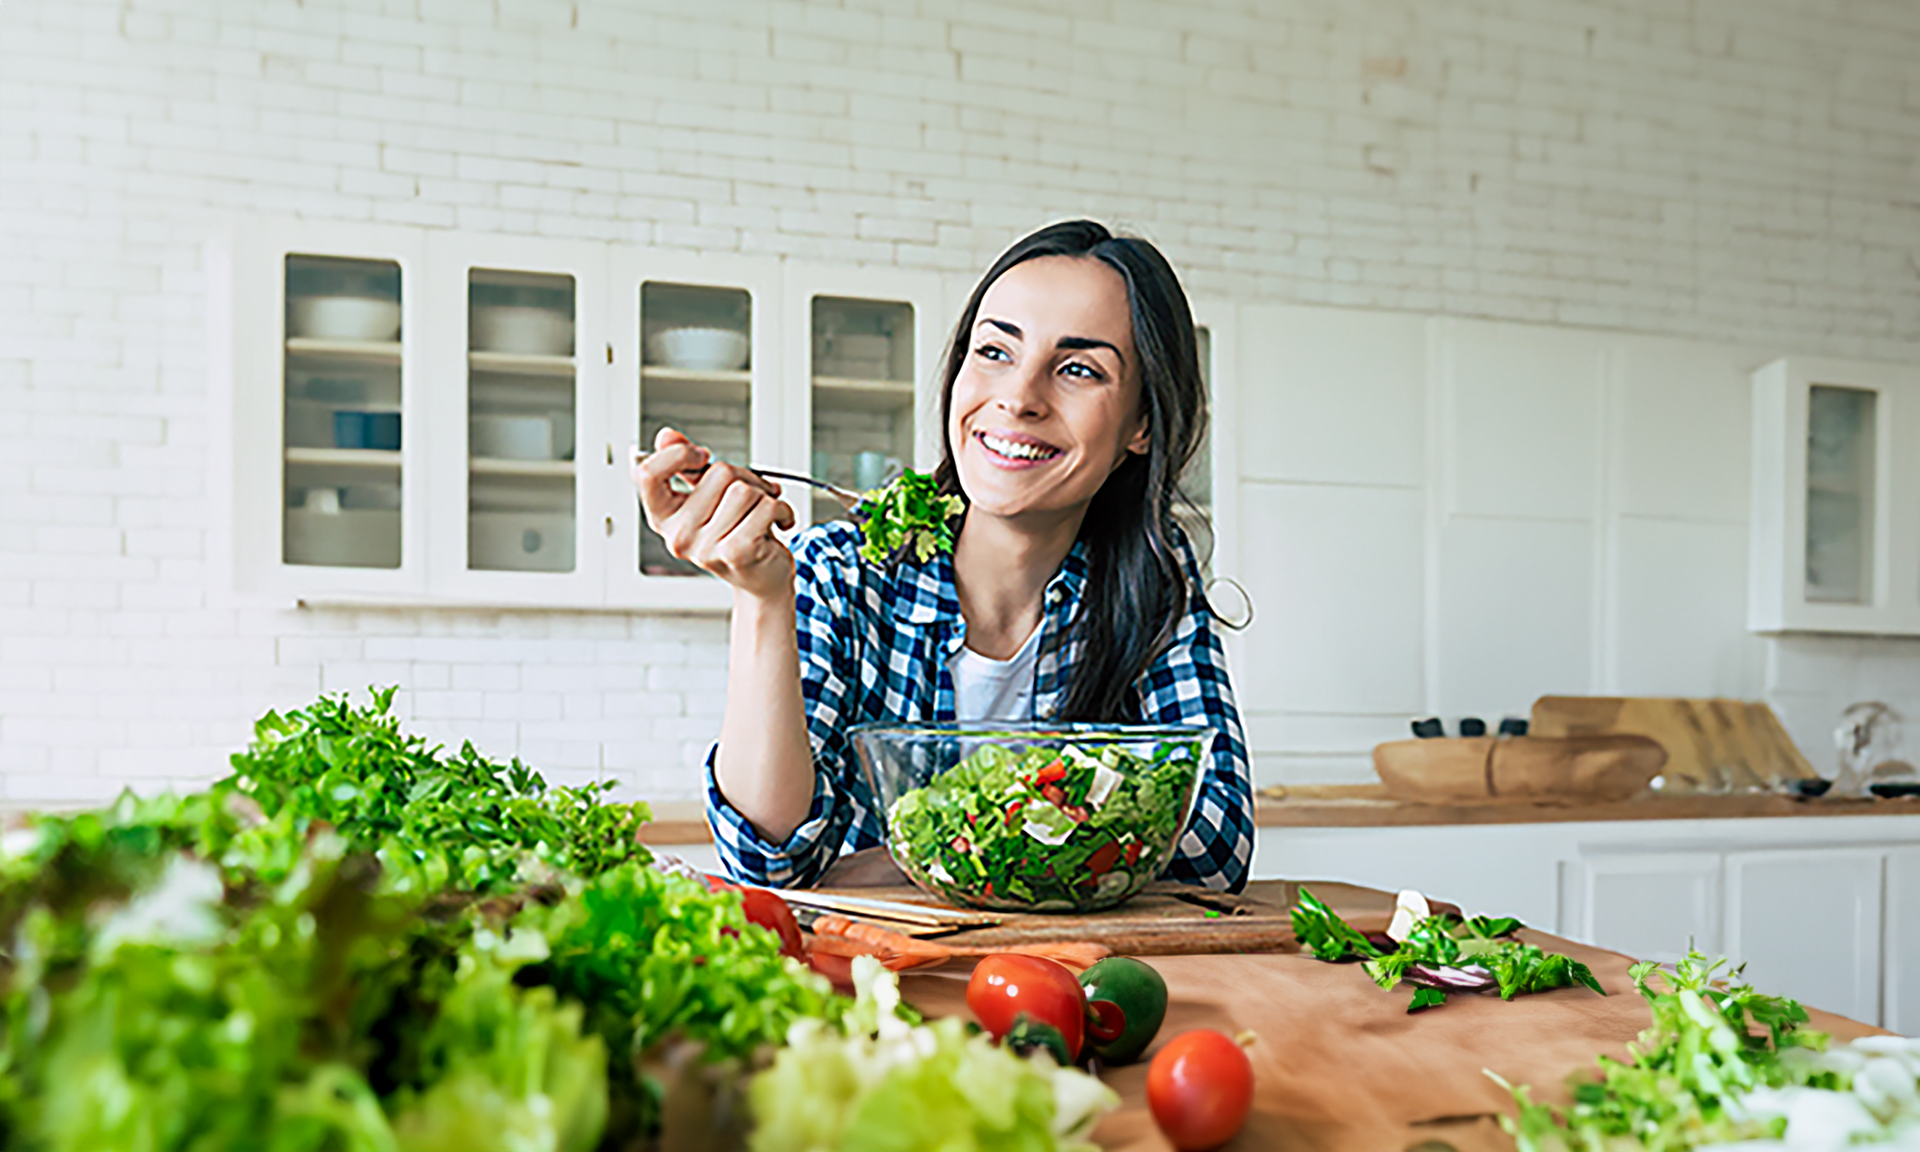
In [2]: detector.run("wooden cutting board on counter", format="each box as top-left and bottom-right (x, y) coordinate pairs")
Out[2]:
(1530, 696), (1817, 790)
(812, 880), (1389, 956)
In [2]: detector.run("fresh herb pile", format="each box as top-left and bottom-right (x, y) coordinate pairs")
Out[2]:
(1291, 888), (1605, 1012)
(0, 690), (843, 1151)
(1498, 952), (1849, 1151)
(852, 468), (965, 565)
(885, 738), (1204, 910)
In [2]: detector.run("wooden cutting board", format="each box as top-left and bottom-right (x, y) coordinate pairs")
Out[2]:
(1530, 696), (1817, 790)
(812, 880), (1390, 956)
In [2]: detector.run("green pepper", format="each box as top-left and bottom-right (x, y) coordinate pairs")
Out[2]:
(1078, 956), (1168, 1064)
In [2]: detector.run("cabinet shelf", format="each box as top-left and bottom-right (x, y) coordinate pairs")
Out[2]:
(284, 447), (402, 470)
(813, 376), (916, 411)
(469, 457), (574, 479)
(641, 366), (751, 406)
(468, 350), (575, 377)
(285, 338), (403, 365)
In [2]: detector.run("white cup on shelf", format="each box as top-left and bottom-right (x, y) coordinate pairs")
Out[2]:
(302, 487), (342, 515)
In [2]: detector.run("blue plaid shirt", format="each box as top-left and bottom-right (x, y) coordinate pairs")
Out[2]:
(705, 520), (1255, 892)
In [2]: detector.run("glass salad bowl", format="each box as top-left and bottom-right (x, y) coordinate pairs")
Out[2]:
(848, 722), (1213, 913)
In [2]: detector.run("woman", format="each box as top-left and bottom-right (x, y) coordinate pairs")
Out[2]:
(633, 220), (1253, 892)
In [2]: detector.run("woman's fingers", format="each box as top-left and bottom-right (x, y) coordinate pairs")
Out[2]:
(665, 466), (787, 561)
(708, 491), (793, 575)
(633, 440), (708, 528)
(687, 476), (764, 559)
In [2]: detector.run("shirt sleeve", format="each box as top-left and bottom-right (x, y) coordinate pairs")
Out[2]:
(704, 527), (861, 889)
(1133, 541), (1256, 893)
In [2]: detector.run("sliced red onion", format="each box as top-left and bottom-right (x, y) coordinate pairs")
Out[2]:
(1402, 964), (1497, 993)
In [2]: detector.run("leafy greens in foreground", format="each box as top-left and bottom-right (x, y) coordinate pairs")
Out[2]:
(0, 690), (847, 1151)
(886, 736), (1204, 909)
(1497, 952), (1838, 1152)
(748, 956), (1118, 1152)
(1291, 886), (1603, 1012)
(853, 468), (965, 565)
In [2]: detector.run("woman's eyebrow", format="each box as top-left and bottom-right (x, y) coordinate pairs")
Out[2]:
(1055, 335), (1125, 364)
(977, 318), (1125, 365)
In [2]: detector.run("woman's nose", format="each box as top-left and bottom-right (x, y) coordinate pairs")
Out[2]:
(991, 359), (1048, 419)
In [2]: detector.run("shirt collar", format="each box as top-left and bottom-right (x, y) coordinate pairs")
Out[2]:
(889, 538), (1090, 626)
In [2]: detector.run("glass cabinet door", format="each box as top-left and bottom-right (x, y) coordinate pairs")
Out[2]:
(465, 268), (579, 575)
(1804, 384), (1876, 604)
(637, 281), (753, 578)
(1175, 324), (1215, 569)
(809, 295), (917, 524)
(281, 255), (405, 570)
(1749, 357), (1916, 635)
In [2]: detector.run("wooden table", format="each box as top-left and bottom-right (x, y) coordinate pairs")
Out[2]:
(897, 881), (1887, 1152)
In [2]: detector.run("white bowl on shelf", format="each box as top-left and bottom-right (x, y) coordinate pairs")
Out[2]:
(472, 305), (573, 356)
(470, 415), (554, 461)
(289, 296), (401, 342)
(648, 326), (749, 372)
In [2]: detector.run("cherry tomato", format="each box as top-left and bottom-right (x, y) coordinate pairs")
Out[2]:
(965, 953), (1086, 1062)
(703, 875), (805, 961)
(736, 887), (805, 960)
(1147, 1029), (1254, 1150)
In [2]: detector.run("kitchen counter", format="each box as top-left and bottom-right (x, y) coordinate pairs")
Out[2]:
(1253, 782), (1920, 827)
(637, 786), (1920, 843)
(899, 881), (1888, 1152)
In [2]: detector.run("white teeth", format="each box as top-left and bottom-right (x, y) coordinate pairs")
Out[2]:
(981, 433), (1058, 461)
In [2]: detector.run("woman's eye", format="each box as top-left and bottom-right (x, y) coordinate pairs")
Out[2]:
(1060, 360), (1103, 381)
(973, 344), (1010, 363)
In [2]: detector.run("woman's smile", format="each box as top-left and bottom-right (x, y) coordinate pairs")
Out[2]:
(975, 428), (1064, 468)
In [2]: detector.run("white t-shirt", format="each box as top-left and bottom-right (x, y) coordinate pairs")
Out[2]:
(950, 623), (1042, 722)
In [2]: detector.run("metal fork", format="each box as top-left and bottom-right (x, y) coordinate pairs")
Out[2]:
(629, 444), (868, 510)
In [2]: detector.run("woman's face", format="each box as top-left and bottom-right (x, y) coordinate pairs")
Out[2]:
(948, 256), (1148, 522)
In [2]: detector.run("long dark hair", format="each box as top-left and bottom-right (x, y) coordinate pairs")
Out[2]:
(933, 220), (1208, 722)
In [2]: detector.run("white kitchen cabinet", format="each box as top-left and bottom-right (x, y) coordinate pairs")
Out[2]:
(1887, 847), (1920, 1036)
(222, 221), (1242, 615)
(424, 232), (610, 609)
(1572, 851), (1723, 965)
(607, 247), (783, 612)
(216, 218), (431, 601)
(1749, 357), (1920, 635)
(1725, 848), (1883, 1025)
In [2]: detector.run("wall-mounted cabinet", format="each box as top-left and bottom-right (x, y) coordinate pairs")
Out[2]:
(1750, 357), (1920, 634)
(218, 221), (1244, 614)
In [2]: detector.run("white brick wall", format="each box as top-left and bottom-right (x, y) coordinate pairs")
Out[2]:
(4, 0), (1920, 805)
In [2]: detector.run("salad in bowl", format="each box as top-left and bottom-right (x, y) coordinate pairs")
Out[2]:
(848, 723), (1213, 912)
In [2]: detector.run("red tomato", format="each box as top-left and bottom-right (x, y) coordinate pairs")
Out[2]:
(1147, 1030), (1254, 1150)
(735, 887), (806, 961)
(965, 953), (1086, 1061)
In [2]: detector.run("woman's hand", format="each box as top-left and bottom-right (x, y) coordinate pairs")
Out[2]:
(632, 427), (796, 601)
